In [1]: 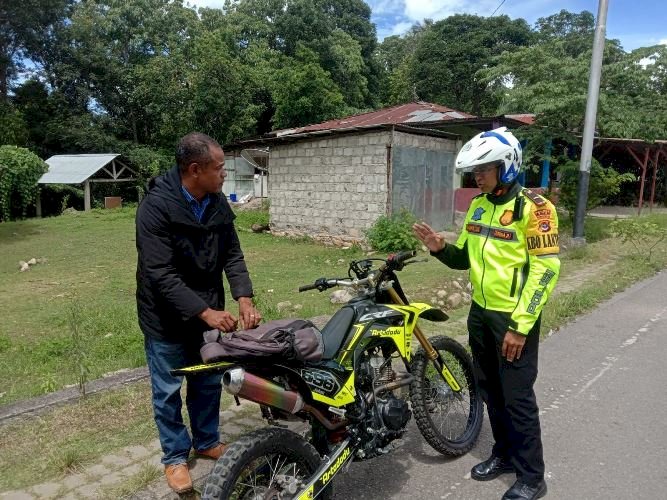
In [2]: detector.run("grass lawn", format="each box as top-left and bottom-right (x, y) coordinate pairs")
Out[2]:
(0, 206), (472, 404)
(0, 206), (666, 492)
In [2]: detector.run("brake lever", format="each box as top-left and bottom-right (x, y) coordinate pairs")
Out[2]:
(404, 258), (429, 265)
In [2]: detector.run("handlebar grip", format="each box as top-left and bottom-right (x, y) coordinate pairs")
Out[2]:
(298, 283), (318, 292)
(391, 250), (417, 264)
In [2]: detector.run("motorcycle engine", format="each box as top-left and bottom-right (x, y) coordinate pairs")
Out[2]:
(354, 349), (411, 458)
(379, 394), (411, 431)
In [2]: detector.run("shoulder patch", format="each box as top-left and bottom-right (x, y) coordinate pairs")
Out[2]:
(522, 188), (546, 206)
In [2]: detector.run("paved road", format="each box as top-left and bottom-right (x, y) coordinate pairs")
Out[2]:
(333, 271), (667, 500)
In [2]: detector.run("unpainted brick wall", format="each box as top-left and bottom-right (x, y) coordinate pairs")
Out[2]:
(269, 131), (392, 238)
(268, 130), (459, 239)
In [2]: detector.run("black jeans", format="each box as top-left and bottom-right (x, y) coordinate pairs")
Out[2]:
(467, 301), (544, 486)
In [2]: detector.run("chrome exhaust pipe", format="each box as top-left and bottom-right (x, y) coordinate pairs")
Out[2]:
(222, 368), (305, 414)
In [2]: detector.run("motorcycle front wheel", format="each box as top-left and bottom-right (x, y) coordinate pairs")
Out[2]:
(202, 427), (327, 500)
(410, 335), (483, 456)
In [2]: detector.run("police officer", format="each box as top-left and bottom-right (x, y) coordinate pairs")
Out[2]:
(413, 127), (560, 500)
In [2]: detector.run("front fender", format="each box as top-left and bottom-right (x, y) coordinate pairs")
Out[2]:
(388, 302), (449, 322)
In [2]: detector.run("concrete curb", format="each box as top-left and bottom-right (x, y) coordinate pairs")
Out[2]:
(0, 367), (149, 425)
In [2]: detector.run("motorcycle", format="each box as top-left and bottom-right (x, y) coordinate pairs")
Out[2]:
(172, 250), (483, 499)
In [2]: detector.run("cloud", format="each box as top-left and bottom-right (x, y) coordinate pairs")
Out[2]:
(660, 38), (667, 45)
(403, 0), (501, 21)
(184, 0), (225, 9)
(367, 0), (405, 16)
(390, 21), (414, 36)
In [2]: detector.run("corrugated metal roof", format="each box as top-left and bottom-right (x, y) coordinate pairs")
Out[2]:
(39, 154), (120, 184)
(234, 123), (460, 148)
(505, 114), (536, 125)
(273, 101), (475, 136)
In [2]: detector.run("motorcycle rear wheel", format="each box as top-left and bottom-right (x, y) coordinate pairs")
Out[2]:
(410, 335), (483, 456)
(202, 427), (329, 500)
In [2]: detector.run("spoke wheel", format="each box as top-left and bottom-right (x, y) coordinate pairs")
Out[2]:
(410, 335), (483, 456)
(203, 427), (326, 500)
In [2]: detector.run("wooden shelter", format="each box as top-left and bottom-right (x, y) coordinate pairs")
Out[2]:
(37, 154), (136, 213)
(595, 138), (667, 214)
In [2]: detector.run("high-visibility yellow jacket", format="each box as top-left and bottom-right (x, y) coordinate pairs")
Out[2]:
(433, 183), (560, 335)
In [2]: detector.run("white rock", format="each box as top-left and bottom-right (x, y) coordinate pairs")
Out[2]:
(337, 259), (345, 264)
(452, 281), (462, 289)
(18, 260), (27, 268)
(20, 263), (30, 272)
(293, 304), (303, 311)
(466, 282), (472, 291)
(421, 245), (428, 253)
(436, 290), (448, 298)
(276, 301), (292, 312)
(330, 289), (354, 304)
(27, 258), (37, 265)
(447, 293), (463, 309)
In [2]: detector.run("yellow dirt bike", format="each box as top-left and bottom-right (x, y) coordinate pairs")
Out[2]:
(173, 250), (482, 499)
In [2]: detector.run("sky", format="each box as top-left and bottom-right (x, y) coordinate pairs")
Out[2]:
(190, 0), (667, 51)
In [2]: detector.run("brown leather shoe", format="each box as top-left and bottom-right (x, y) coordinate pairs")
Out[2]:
(164, 463), (192, 493)
(196, 443), (227, 460)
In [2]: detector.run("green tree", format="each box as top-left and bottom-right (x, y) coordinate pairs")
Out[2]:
(0, 145), (48, 220)
(558, 159), (635, 218)
(226, 0), (380, 110)
(483, 37), (666, 141)
(376, 22), (431, 105)
(0, 102), (28, 146)
(11, 80), (57, 154)
(63, 0), (199, 143)
(272, 45), (346, 129)
(409, 14), (533, 115)
(314, 29), (368, 109)
(0, 0), (71, 100)
(534, 9), (597, 57)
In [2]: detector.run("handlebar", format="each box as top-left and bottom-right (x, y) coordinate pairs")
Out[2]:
(298, 283), (318, 292)
(298, 277), (371, 293)
(386, 250), (417, 271)
(298, 250), (422, 293)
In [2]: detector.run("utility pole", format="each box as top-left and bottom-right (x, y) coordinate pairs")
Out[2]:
(572, 0), (609, 244)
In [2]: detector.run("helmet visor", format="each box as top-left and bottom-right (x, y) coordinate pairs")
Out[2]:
(457, 160), (502, 174)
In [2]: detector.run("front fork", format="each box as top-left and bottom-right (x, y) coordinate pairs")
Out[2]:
(386, 289), (462, 393)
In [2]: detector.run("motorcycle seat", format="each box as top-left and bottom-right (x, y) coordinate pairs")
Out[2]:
(321, 306), (356, 360)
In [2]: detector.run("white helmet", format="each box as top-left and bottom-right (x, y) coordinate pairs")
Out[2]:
(455, 127), (523, 185)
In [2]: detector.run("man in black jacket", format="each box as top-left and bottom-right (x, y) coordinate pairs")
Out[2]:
(136, 132), (261, 493)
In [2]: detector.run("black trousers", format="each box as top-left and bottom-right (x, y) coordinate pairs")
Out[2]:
(467, 301), (544, 486)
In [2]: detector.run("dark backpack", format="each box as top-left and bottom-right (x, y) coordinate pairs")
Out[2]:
(200, 319), (324, 363)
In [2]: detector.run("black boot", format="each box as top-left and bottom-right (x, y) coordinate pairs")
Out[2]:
(502, 479), (547, 499)
(471, 455), (514, 481)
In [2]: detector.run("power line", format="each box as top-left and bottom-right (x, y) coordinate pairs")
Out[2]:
(491, 0), (508, 16)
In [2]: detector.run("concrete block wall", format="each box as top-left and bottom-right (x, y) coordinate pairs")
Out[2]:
(391, 130), (459, 153)
(269, 131), (392, 242)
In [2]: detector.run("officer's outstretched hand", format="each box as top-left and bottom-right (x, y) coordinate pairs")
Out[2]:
(413, 222), (446, 253)
(502, 331), (527, 362)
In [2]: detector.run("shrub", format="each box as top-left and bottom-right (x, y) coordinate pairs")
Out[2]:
(610, 218), (666, 262)
(558, 159), (635, 219)
(365, 209), (419, 252)
(0, 145), (48, 220)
